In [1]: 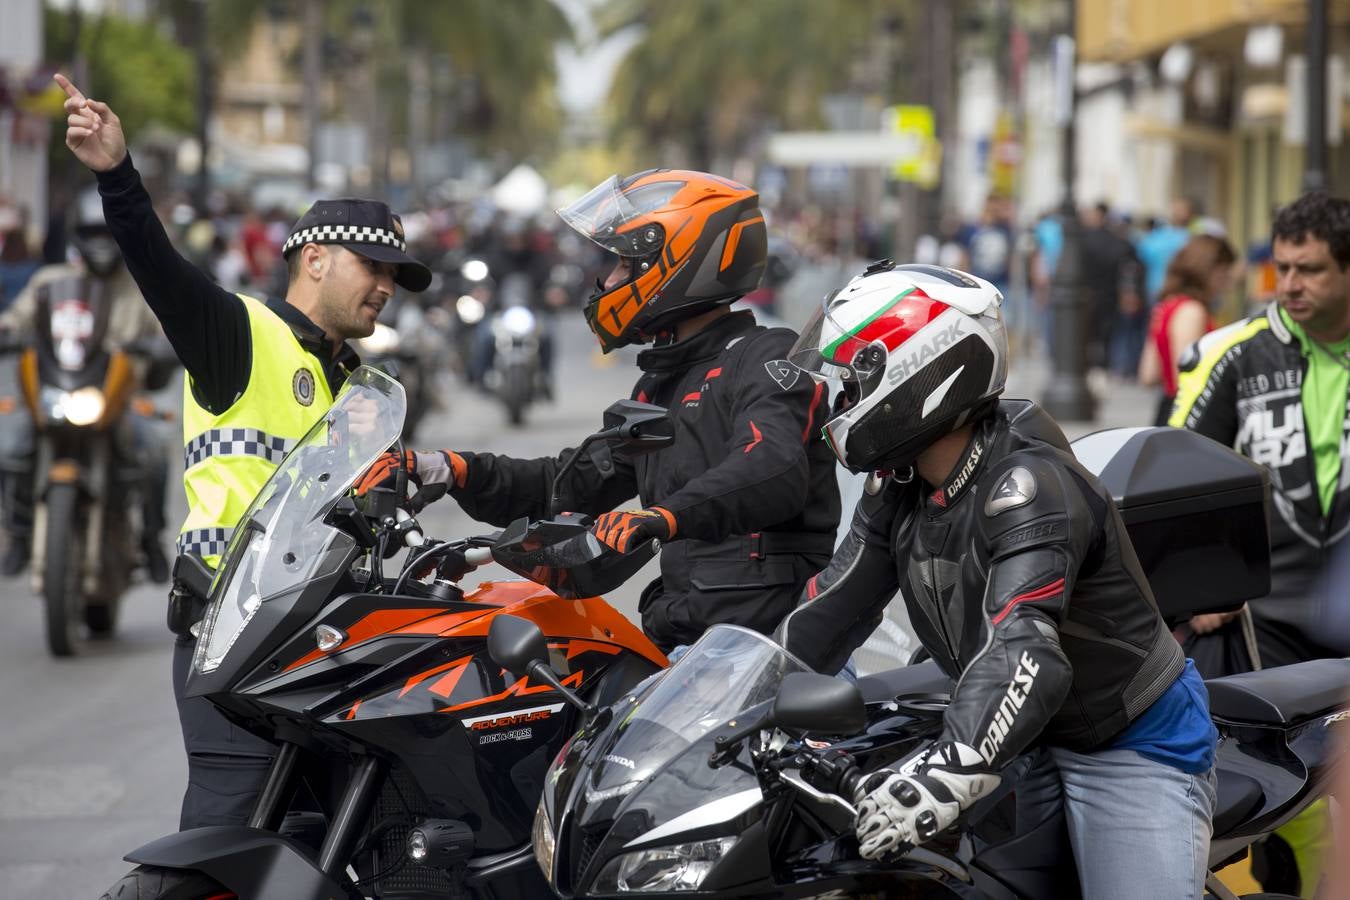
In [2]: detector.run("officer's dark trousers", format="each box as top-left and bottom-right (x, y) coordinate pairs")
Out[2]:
(172, 635), (277, 829)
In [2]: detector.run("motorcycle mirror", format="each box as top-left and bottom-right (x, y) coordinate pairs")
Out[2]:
(600, 399), (674, 453)
(547, 401), (671, 516)
(771, 672), (867, 736)
(487, 614), (598, 719)
(487, 614), (550, 676)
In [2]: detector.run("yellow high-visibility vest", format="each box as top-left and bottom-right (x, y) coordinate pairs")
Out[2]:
(178, 295), (334, 567)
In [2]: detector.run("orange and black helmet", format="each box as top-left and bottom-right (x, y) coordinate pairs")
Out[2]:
(557, 169), (767, 352)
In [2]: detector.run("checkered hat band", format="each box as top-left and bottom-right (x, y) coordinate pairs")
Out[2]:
(183, 427), (295, 470)
(177, 527), (234, 559)
(283, 225), (406, 255)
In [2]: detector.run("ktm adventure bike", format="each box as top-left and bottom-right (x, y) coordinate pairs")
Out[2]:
(101, 367), (672, 900)
(1, 272), (175, 656)
(512, 424), (1350, 899)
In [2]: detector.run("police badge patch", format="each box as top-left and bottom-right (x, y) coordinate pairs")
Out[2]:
(293, 368), (316, 406)
(764, 359), (800, 391)
(984, 466), (1036, 516)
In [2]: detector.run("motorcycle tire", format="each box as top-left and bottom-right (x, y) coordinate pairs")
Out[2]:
(85, 598), (119, 636)
(504, 366), (528, 427)
(43, 482), (85, 657)
(99, 865), (234, 900)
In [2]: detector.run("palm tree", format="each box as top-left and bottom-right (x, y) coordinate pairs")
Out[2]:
(599, 0), (897, 169)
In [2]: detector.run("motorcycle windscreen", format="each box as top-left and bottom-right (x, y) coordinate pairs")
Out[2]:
(583, 626), (809, 815)
(193, 366), (407, 674)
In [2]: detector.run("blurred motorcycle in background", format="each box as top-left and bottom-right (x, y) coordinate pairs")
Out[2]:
(0, 274), (177, 655)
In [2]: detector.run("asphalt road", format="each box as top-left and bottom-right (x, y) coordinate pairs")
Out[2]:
(0, 314), (653, 899)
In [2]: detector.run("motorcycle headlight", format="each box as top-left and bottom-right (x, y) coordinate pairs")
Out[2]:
(501, 306), (536, 336)
(532, 797), (556, 884)
(590, 837), (738, 893)
(40, 386), (105, 425)
(460, 258), (490, 282)
(456, 294), (486, 324)
(357, 322), (400, 355)
(193, 529), (264, 674)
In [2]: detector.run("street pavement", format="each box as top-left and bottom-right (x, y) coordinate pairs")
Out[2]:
(0, 311), (1157, 899)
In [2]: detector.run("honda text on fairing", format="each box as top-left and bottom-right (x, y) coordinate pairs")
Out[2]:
(101, 367), (672, 900)
(527, 425), (1350, 899)
(2, 274), (175, 656)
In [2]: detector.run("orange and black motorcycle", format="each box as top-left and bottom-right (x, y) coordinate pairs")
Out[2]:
(102, 366), (670, 900)
(6, 273), (169, 655)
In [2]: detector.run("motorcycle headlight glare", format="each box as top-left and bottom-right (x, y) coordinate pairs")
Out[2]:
(501, 306), (536, 336)
(39, 386), (105, 425)
(456, 294), (486, 324)
(532, 797), (556, 883)
(591, 836), (737, 893)
(64, 387), (106, 425)
(356, 322), (400, 355)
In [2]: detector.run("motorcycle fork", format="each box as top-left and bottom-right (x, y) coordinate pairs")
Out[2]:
(248, 741), (303, 832)
(81, 439), (108, 597)
(317, 755), (386, 877)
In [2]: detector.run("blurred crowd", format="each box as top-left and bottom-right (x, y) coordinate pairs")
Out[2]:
(0, 183), (1294, 403)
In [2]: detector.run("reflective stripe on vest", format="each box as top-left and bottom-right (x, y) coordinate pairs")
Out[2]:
(178, 295), (335, 568)
(176, 527), (234, 559)
(183, 427), (296, 470)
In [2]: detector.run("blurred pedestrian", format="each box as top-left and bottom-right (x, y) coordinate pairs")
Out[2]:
(0, 208), (40, 312)
(56, 72), (431, 831)
(1080, 202), (1145, 375)
(1136, 198), (1196, 302)
(1138, 235), (1236, 424)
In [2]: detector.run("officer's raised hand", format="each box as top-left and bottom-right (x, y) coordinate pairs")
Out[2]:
(55, 73), (127, 172)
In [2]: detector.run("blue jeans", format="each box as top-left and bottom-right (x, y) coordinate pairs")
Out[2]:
(1049, 745), (1216, 899)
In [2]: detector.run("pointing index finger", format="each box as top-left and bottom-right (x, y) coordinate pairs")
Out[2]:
(54, 73), (86, 104)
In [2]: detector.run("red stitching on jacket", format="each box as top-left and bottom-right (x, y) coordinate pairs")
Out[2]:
(745, 420), (763, 453)
(991, 577), (1065, 626)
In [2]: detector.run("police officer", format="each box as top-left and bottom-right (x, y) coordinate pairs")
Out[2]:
(361, 170), (841, 652)
(58, 74), (431, 828)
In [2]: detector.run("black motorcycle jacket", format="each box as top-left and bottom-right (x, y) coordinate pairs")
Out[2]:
(453, 311), (841, 651)
(779, 400), (1184, 765)
(1170, 302), (1350, 634)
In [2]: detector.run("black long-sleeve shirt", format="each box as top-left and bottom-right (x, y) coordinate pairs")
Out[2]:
(94, 155), (357, 414)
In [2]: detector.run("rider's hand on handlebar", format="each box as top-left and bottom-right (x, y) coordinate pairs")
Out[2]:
(1189, 605), (1246, 635)
(853, 741), (998, 860)
(590, 508), (675, 554)
(354, 449), (467, 498)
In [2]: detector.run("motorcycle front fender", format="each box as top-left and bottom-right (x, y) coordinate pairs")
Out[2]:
(126, 826), (352, 900)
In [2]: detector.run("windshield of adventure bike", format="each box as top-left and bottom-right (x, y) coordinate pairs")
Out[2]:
(193, 366), (406, 674)
(584, 626), (810, 804)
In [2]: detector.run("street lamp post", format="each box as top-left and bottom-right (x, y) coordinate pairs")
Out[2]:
(1042, 7), (1096, 422)
(1304, 0), (1329, 193)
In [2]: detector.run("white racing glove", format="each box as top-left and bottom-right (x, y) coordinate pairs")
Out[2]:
(852, 740), (1000, 860)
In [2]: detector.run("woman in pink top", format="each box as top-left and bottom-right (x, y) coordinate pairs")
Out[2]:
(1139, 234), (1236, 424)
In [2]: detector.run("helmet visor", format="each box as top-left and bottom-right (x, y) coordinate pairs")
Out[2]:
(787, 296), (891, 407)
(556, 175), (682, 257)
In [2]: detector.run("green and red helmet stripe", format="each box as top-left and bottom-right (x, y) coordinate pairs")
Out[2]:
(822, 287), (951, 364)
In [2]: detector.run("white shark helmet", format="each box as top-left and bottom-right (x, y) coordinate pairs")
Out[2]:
(788, 262), (1008, 473)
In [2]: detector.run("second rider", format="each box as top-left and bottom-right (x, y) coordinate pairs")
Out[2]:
(361, 170), (841, 653)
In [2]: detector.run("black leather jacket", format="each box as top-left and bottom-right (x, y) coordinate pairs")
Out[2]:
(454, 311), (840, 651)
(1171, 302), (1350, 635)
(779, 401), (1184, 765)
